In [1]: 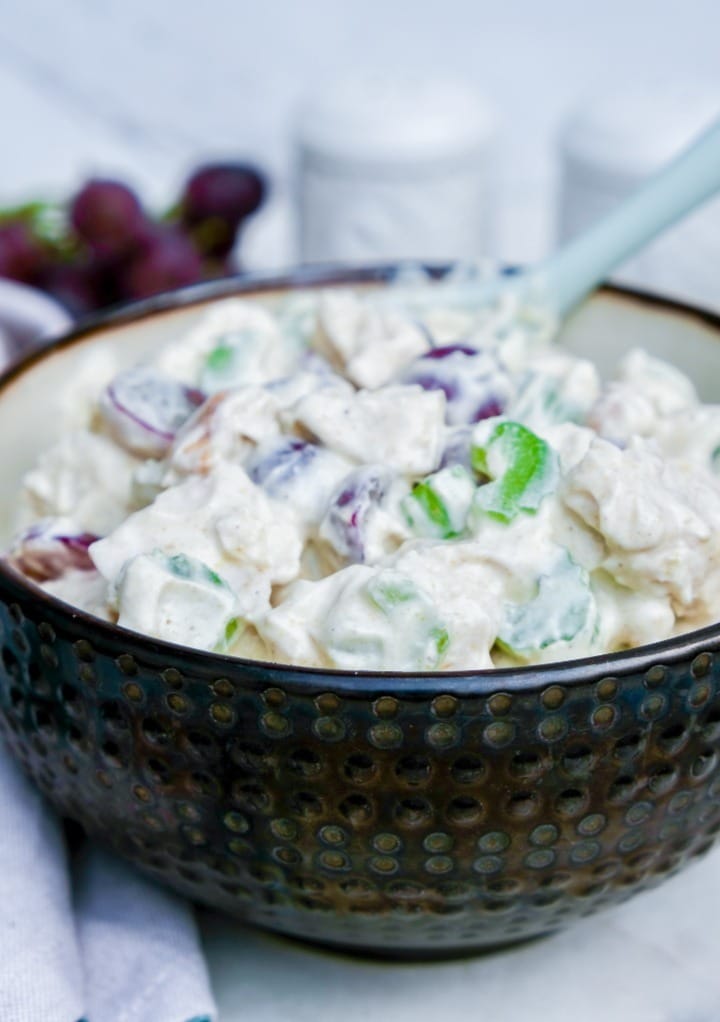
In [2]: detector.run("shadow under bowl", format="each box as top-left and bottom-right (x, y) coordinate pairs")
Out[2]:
(0, 265), (720, 956)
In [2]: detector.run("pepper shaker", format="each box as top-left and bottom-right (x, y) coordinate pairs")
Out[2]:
(558, 85), (720, 310)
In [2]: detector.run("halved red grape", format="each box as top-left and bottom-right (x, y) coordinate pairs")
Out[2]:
(12, 522), (99, 581)
(247, 436), (352, 525)
(402, 345), (512, 425)
(320, 466), (393, 563)
(100, 366), (205, 457)
(247, 438), (317, 492)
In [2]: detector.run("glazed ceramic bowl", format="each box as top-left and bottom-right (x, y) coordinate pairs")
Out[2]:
(1, 267), (720, 957)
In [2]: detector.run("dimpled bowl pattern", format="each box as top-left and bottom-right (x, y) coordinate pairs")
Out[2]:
(1, 269), (720, 956)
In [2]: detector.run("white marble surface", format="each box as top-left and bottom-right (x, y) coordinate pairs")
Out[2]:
(201, 848), (720, 1021)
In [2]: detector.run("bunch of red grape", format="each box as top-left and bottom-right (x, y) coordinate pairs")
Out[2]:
(0, 163), (266, 317)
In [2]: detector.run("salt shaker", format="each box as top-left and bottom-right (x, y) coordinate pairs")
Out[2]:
(558, 85), (720, 310)
(295, 76), (499, 265)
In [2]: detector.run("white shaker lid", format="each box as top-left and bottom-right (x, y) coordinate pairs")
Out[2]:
(296, 75), (498, 174)
(559, 82), (720, 183)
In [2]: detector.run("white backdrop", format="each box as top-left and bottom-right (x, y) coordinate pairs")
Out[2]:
(0, 0), (719, 266)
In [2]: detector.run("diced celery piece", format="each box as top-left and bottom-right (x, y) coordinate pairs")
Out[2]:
(200, 330), (259, 392)
(510, 373), (585, 426)
(471, 421), (557, 523)
(164, 551), (228, 589)
(278, 294), (318, 347)
(712, 444), (720, 472)
(433, 627), (450, 658)
(496, 552), (596, 658)
(363, 569), (450, 669)
(214, 615), (246, 653)
(205, 344), (236, 374)
(367, 574), (418, 612)
(402, 465), (476, 539)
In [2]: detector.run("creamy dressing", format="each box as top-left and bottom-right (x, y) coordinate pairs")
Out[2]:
(10, 282), (720, 670)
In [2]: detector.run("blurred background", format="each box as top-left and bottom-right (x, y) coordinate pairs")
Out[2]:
(1, 0), (720, 330)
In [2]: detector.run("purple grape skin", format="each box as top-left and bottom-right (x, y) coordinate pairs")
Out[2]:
(470, 396), (505, 422)
(60, 533), (97, 557)
(12, 525), (99, 581)
(407, 373), (459, 403)
(0, 221), (47, 284)
(70, 179), (147, 257)
(185, 385), (206, 406)
(424, 343), (478, 359)
(101, 367), (205, 457)
(247, 438), (318, 494)
(39, 260), (99, 317)
(322, 467), (390, 563)
(181, 163), (267, 257)
(403, 345), (510, 426)
(120, 227), (203, 301)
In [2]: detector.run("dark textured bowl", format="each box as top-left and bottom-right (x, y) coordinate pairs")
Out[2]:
(2, 267), (720, 957)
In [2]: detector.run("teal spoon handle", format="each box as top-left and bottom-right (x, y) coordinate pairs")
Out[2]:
(531, 117), (720, 318)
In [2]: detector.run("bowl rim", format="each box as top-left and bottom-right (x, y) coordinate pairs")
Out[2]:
(3, 262), (720, 696)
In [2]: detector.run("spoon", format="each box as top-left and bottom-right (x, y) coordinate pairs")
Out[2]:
(399, 116), (720, 320)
